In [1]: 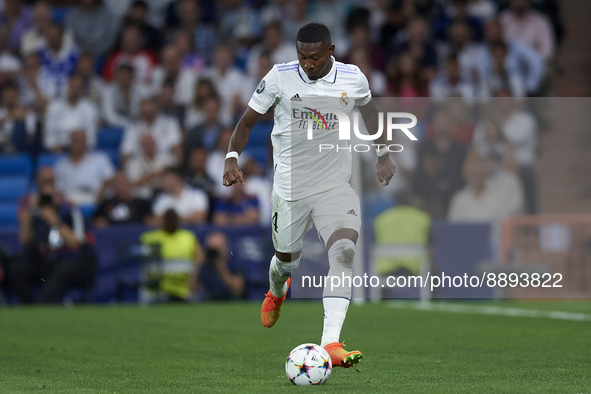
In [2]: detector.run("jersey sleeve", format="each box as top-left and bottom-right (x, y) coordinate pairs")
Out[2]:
(355, 70), (372, 107)
(248, 66), (281, 114)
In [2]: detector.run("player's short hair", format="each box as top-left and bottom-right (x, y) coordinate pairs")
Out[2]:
(296, 23), (331, 46)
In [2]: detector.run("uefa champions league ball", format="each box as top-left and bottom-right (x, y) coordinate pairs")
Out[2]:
(285, 343), (332, 385)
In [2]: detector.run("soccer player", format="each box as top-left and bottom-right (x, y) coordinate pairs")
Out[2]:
(222, 23), (396, 369)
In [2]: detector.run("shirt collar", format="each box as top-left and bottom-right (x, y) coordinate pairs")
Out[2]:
(298, 56), (337, 84)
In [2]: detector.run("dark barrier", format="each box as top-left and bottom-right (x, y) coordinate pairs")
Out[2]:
(0, 224), (274, 303)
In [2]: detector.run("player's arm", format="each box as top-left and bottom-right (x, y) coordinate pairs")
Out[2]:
(358, 99), (396, 186)
(223, 107), (264, 186)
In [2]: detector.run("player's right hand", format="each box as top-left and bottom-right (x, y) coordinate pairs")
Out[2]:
(223, 158), (244, 186)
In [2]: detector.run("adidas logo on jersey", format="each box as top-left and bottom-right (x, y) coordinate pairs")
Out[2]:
(346, 209), (357, 216)
(290, 93), (302, 101)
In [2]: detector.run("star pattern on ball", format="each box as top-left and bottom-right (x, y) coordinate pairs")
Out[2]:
(303, 345), (316, 354)
(296, 361), (312, 378)
(320, 358), (331, 372)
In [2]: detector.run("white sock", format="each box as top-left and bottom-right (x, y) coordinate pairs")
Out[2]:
(321, 297), (350, 347)
(269, 255), (300, 298)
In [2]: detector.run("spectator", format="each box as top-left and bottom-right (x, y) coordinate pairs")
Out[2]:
(219, 0), (261, 42)
(21, 1), (75, 55)
(476, 19), (544, 95)
(120, 97), (182, 165)
(101, 63), (147, 128)
(204, 44), (252, 126)
(119, 0), (162, 53)
(389, 17), (437, 80)
(150, 44), (197, 106)
(500, 0), (555, 61)
(0, 0), (33, 53)
(350, 47), (387, 97)
(406, 0), (445, 24)
(54, 130), (115, 205)
(386, 51), (428, 97)
(242, 157), (272, 227)
(281, 0), (312, 44)
(125, 133), (174, 199)
(212, 181), (260, 226)
(444, 20), (481, 83)
(92, 172), (152, 228)
(172, 29), (205, 73)
(171, 0), (216, 66)
(412, 145), (454, 218)
(140, 208), (203, 302)
(494, 91), (538, 213)
(44, 74), (99, 152)
(423, 110), (467, 195)
(479, 40), (526, 97)
(246, 21), (294, 78)
(470, 118), (517, 173)
(102, 24), (158, 88)
(448, 153), (524, 222)
(0, 81), (36, 153)
(151, 167), (209, 225)
(17, 53), (51, 114)
(430, 53), (475, 103)
(37, 22), (79, 99)
(185, 95), (223, 154)
(66, 0), (119, 57)
(185, 146), (216, 196)
(0, 27), (21, 82)
(184, 77), (218, 130)
(433, 0), (483, 42)
(465, 0), (497, 21)
(75, 52), (103, 105)
(379, 0), (407, 49)
(157, 78), (185, 128)
(194, 230), (245, 300)
(7, 166), (96, 304)
(344, 17), (386, 71)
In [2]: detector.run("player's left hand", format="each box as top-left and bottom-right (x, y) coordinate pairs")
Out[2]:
(375, 155), (396, 186)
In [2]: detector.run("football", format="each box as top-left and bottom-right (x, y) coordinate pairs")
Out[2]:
(285, 343), (332, 385)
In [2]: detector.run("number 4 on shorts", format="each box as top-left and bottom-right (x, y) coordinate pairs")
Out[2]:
(273, 212), (278, 232)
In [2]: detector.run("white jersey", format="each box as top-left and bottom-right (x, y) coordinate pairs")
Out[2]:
(248, 56), (371, 201)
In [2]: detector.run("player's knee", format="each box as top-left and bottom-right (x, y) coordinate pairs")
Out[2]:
(328, 239), (356, 269)
(274, 255), (301, 276)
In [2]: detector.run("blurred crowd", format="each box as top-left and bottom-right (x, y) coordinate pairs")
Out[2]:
(0, 0), (562, 302)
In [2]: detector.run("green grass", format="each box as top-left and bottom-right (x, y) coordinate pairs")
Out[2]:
(1, 301), (590, 393)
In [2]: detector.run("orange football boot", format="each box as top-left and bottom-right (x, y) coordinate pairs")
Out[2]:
(324, 342), (363, 369)
(261, 278), (291, 328)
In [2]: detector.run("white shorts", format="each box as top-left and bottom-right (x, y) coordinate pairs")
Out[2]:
(271, 185), (362, 254)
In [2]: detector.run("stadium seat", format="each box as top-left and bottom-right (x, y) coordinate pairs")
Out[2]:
(0, 203), (17, 227)
(97, 127), (125, 151)
(248, 121), (273, 147)
(52, 6), (69, 23)
(37, 153), (67, 169)
(78, 204), (97, 219)
(243, 146), (268, 168)
(0, 177), (28, 203)
(0, 155), (32, 178)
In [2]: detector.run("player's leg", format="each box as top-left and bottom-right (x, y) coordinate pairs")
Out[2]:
(312, 186), (363, 368)
(261, 191), (312, 328)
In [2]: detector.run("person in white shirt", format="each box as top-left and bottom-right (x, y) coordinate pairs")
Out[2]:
(20, 2), (75, 55)
(448, 153), (524, 223)
(54, 130), (116, 205)
(125, 133), (174, 199)
(120, 97), (182, 165)
(430, 54), (475, 104)
(222, 23), (396, 368)
(102, 63), (148, 128)
(150, 44), (197, 106)
(44, 74), (99, 152)
(203, 44), (253, 126)
(151, 167), (208, 225)
(246, 21), (295, 79)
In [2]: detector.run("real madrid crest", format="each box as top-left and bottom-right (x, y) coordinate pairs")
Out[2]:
(340, 92), (349, 106)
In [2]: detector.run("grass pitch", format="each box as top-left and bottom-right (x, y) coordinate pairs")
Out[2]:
(1, 300), (590, 393)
